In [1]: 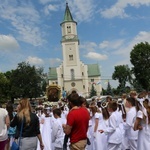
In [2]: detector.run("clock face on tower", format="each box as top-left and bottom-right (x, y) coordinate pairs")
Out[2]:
(65, 35), (75, 39)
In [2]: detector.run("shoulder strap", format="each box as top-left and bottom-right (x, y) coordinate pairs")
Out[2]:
(18, 118), (24, 147)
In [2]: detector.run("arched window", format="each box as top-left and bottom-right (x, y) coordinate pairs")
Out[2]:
(69, 55), (73, 61)
(70, 69), (75, 80)
(67, 26), (71, 33)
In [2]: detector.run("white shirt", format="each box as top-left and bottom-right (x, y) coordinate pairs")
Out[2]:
(123, 106), (138, 140)
(0, 108), (8, 141)
(104, 110), (123, 144)
(51, 118), (66, 148)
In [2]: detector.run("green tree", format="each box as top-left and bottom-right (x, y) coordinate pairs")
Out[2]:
(112, 65), (132, 93)
(9, 62), (45, 102)
(131, 79), (143, 93)
(130, 42), (150, 91)
(106, 81), (113, 95)
(90, 84), (97, 97)
(0, 72), (10, 103)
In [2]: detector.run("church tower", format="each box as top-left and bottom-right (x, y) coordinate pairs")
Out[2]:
(57, 3), (89, 95)
(49, 3), (101, 97)
(60, 3), (80, 72)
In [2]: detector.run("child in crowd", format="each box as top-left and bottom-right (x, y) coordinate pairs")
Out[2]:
(88, 102), (97, 150)
(40, 107), (53, 150)
(123, 97), (138, 150)
(99, 101), (123, 150)
(95, 102), (109, 150)
(52, 108), (66, 150)
(106, 96), (112, 103)
(134, 92), (150, 150)
(5, 101), (16, 150)
(117, 99), (127, 150)
(130, 90), (137, 99)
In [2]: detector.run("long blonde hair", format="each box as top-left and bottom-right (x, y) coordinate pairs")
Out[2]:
(18, 98), (32, 125)
(89, 101), (101, 116)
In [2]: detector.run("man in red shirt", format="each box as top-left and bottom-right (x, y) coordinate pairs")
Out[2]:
(63, 93), (90, 150)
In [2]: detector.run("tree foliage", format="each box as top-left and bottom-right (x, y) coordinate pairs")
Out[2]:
(10, 62), (45, 99)
(106, 81), (113, 95)
(130, 42), (150, 91)
(0, 62), (47, 103)
(89, 84), (97, 97)
(0, 72), (10, 103)
(112, 65), (132, 92)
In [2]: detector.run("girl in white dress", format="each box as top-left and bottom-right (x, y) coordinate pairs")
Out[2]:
(41, 107), (53, 150)
(93, 105), (101, 150)
(117, 99), (128, 150)
(95, 101), (109, 150)
(88, 101), (97, 150)
(123, 97), (138, 150)
(37, 107), (45, 150)
(99, 101), (123, 150)
(134, 93), (150, 150)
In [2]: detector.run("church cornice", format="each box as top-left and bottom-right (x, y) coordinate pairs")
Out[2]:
(61, 35), (79, 43)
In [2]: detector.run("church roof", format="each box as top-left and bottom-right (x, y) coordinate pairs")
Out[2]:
(87, 64), (101, 77)
(48, 64), (101, 80)
(61, 3), (77, 24)
(48, 67), (57, 80)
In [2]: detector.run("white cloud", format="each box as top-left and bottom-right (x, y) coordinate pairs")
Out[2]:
(44, 4), (59, 15)
(0, 35), (19, 50)
(69, 0), (95, 22)
(113, 31), (150, 66)
(99, 40), (124, 50)
(49, 58), (62, 67)
(100, 0), (150, 18)
(39, 0), (53, 5)
(26, 56), (44, 65)
(101, 5), (128, 19)
(99, 41), (109, 49)
(85, 52), (108, 60)
(115, 31), (150, 55)
(80, 42), (97, 52)
(0, 1), (45, 46)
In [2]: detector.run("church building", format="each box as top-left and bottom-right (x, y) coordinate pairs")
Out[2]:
(48, 3), (101, 97)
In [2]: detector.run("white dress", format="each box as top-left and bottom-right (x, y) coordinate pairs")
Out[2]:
(137, 110), (150, 150)
(51, 118), (66, 149)
(95, 112), (108, 150)
(87, 112), (96, 150)
(123, 107), (138, 150)
(41, 116), (53, 150)
(104, 110), (123, 150)
(37, 114), (45, 150)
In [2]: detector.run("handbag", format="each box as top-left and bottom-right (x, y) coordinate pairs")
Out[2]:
(11, 141), (19, 150)
(11, 119), (24, 150)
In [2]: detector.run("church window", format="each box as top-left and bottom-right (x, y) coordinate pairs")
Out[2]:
(91, 79), (94, 82)
(69, 55), (73, 61)
(71, 82), (75, 87)
(82, 72), (84, 76)
(83, 85), (85, 89)
(61, 74), (63, 78)
(67, 26), (71, 33)
(70, 69), (75, 80)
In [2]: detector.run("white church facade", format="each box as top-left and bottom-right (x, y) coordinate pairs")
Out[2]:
(48, 3), (102, 97)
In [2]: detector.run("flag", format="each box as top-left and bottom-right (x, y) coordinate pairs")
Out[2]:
(96, 81), (101, 85)
(104, 80), (109, 84)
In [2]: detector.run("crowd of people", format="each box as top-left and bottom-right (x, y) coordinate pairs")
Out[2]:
(0, 90), (150, 150)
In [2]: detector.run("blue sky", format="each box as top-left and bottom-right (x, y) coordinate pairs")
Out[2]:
(0, 0), (150, 88)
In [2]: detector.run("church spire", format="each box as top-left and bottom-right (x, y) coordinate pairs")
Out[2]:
(62, 2), (76, 24)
